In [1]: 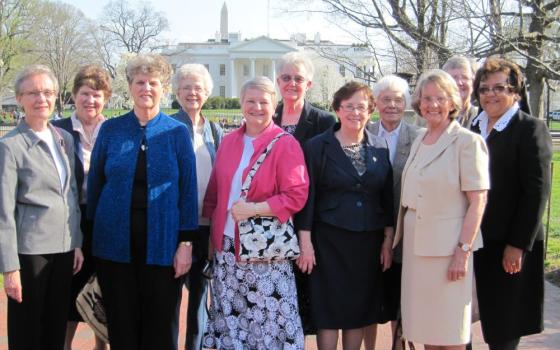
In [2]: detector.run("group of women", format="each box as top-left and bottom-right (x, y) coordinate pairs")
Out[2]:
(0, 50), (551, 350)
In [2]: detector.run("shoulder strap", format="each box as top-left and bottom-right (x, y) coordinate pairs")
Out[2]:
(209, 121), (220, 150)
(240, 132), (287, 196)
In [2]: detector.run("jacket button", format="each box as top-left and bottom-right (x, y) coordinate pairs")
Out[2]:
(356, 201), (362, 207)
(356, 183), (362, 189)
(418, 194), (423, 198)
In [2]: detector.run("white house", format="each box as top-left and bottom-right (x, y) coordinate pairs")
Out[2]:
(160, 2), (375, 104)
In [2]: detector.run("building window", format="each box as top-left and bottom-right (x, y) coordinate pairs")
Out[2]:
(356, 68), (363, 79)
(243, 64), (249, 76)
(204, 64), (210, 71)
(339, 65), (346, 77)
(220, 86), (226, 97)
(172, 64), (177, 71)
(220, 64), (226, 76)
(263, 64), (269, 76)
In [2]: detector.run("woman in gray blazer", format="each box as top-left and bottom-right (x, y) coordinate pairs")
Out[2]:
(0, 65), (83, 350)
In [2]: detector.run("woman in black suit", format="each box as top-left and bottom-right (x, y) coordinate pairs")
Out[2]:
(296, 81), (394, 350)
(274, 51), (336, 335)
(471, 57), (552, 350)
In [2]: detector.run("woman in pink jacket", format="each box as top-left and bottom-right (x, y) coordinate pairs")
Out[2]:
(201, 76), (309, 350)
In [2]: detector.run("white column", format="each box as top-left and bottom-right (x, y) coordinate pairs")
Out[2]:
(229, 59), (236, 97)
(250, 58), (256, 78)
(271, 59), (276, 82)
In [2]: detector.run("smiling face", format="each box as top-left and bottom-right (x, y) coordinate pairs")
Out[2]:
(376, 89), (406, 128)
(176, 74), (208, 114)
(16, 73), (57, 123)
(447, 67), (473, 106)
(336, 90), (372, 134)
(129, 73), (163, 111)
(419, 81), (453, 128)
(478, 72), (517, 121)
(242, 88), (274, 136)
(276, 64), (312, 104)
(74, 85), (106, 122)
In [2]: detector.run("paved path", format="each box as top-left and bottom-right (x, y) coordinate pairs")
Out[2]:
(0, 282), (558, 349)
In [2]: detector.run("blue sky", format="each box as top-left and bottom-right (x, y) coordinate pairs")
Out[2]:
(66, 0), (354, 44)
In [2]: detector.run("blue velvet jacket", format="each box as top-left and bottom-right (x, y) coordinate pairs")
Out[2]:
(87, 111), (198, 266)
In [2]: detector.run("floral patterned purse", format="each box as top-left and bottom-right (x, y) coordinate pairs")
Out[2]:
(237, 132), (300, 262)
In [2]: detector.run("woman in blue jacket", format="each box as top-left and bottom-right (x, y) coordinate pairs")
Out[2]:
(87, 54), (198, 349)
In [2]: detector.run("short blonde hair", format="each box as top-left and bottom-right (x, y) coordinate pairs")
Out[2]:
(442, 56), (478, 77)
(276, 52), (315, 81)
(171, 63), (213, 96)
(126, 54), (172, 87)
(411, 69), (462, 120)
(15, 65), (59, 95)
(240, 76), (277, 107)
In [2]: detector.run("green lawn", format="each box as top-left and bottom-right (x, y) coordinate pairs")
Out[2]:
(545, 152), (560, 274)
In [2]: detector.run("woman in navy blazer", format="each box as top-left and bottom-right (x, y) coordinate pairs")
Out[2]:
(296, 82), (394, 350)
(87, 54), (198, 349)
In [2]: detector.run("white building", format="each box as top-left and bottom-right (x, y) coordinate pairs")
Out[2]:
(161, 2), (375, 104)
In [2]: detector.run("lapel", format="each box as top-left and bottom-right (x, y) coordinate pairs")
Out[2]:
(293, 101), (314, 142)
(413, 120), (460, 170)
(323, 125), (362, 182)
(393, 122), (412, 173)
(49, 124), (72, 192)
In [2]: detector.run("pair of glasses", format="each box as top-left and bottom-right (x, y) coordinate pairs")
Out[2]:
(181, 86), (204, 93)
(279, 74), (306, 84)
(478, 84), (511, 95)
(340, 104), (368, 113)
(380, 97), (405, 105)
(21, 90), (56, 99)
(421, 96), (449, 105)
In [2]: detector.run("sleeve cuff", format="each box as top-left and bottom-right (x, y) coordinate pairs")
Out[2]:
(178, 229), (198, 242)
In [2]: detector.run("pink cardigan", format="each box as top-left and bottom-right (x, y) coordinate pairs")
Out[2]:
(202, 122), (309, 257)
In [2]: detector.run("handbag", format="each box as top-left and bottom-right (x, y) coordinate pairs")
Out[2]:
(76, 274), (109, 343)
(237, 132), (300, 262)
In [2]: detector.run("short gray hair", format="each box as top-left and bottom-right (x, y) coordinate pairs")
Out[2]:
(14, 65), (59, 95)
(172, 63), (214, 96)
(275, 52), (315, 81)
(442, 56), (478, 77)
(126, 53), (172, 86)
(372, 75), (411, 108)
(240, 76), (277, 107)
(411, 69), (462, 120)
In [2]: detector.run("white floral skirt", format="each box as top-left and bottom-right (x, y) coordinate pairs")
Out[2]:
(203, 236), (304, 350)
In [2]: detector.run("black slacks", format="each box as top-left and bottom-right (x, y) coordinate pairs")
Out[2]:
(183, 225), (210, 350)
(7, 251), (75, 350)
(96, 258), (182, 350)
(488, 338), (521, 350)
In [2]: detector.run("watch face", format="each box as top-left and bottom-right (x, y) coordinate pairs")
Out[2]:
(461, 244), (470, 252)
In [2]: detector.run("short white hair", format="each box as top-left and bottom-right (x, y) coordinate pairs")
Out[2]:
(275, 52), (315, 81)
(372, 75), (411, 108)
(172, 63), (214, 96)
(442, 56), (478, 77)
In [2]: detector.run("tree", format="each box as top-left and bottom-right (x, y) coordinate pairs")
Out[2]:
(284, 0), (560, 119)
(100, 0), (169, 54)
(30, 1), (99, 112)
(0, 0), (36, 107)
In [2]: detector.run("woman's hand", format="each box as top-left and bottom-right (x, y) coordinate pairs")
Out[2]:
(380, 237), (393, 272)
(3, 270), (22, 303)
(447, 248), (469, 281)
(173, 243), (193, 278)
(502, 245), (523, 274)
(73, 248), (84, 275)
(296, 230), (316, 274)
(231, 198), (256, 222)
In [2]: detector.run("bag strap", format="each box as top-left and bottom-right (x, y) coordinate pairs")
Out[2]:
(209, 120), (220, 151)
(240, 132), (287, 197)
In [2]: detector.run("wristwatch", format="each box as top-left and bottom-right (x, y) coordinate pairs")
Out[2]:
(457, 242), (471, 253)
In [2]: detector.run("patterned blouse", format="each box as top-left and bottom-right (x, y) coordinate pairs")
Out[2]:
(342, 142), (367, 175)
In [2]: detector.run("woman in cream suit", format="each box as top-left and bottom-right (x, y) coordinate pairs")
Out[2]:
(394, 69), (489, 349)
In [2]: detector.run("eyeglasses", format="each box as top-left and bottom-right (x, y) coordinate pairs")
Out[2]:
(420, 96), (449, 105)
(181, 85), (204, 94)
(21, 90), (56, 99)
(279, 74), (306, 84)
(340, 104), (368, 113)
(380, 97), (405, 105)
(478, 84), (511, 95)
